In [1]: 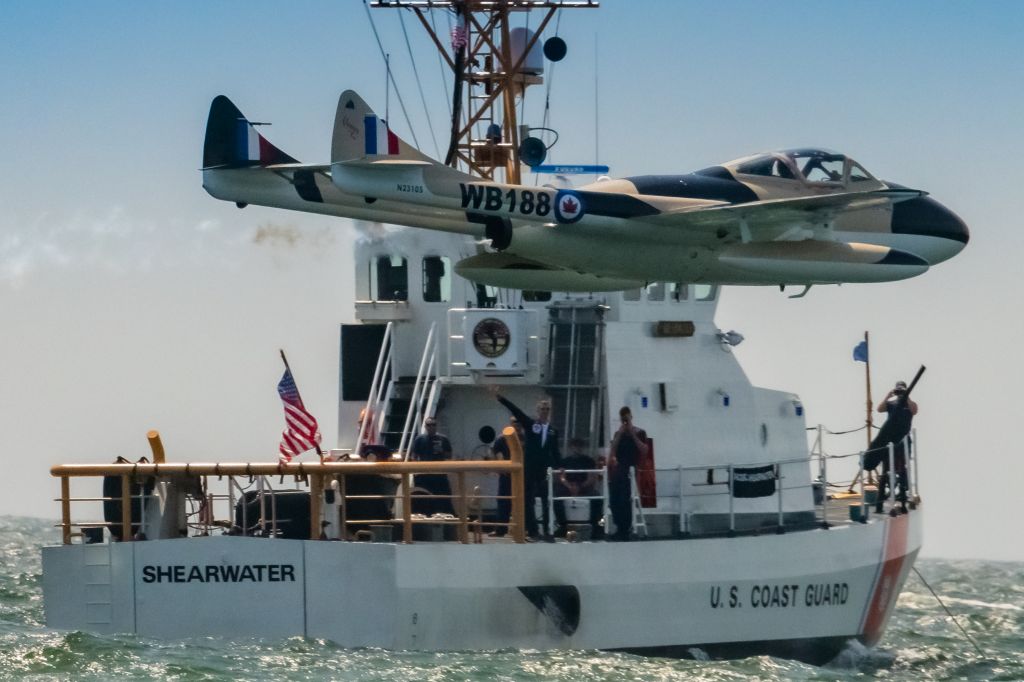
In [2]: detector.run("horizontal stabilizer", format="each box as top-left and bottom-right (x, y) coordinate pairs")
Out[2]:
(656, 188), (926, 229)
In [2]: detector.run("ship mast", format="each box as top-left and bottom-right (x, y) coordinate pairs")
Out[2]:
(371, 1), (598, 184)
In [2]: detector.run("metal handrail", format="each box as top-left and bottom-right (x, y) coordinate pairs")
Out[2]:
(545, 466), (607, 536)
(399, 322), (437, 458)
(52, 456), (528, 545)
(356, 321), (394, 456)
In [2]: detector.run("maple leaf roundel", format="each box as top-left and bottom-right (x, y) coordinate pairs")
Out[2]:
(554, 190), (585, 224)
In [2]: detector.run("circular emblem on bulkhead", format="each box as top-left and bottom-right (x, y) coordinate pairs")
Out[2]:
(554, 190), (585, 224)
(472, 318), (511, 358)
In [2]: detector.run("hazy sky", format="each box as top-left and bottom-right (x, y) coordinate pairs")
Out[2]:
(2, 2), (1022, 561)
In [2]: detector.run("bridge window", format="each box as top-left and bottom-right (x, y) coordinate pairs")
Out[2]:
(422, 255), (451, 303)
(694, 284), (718, 301)
(622, 288), (641, 302)
(522, 290), (552, 302)
(645, 282), (665, 301)
(475, 284), (498, 308)
(370, 255), (408, 301)
(668, 283), (687, 301)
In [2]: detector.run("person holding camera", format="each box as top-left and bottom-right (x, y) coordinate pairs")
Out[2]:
(865, 380), (918, 514)
(608, 406), (648, 541)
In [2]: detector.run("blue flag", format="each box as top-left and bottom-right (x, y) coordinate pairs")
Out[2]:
(853, 340), (869, 363)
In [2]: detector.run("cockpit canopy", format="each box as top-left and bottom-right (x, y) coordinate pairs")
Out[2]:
(725, 148), (877, 186)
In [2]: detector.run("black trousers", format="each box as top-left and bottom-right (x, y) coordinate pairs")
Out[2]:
(877, 458), (909, 507)
(524, 475), (550, 537)
(609, 466), (634, 537)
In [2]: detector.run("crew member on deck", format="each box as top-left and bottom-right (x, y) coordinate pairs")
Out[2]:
(410, 418), (455, 516)
(608, 406), (648, 541)
(865, 381), (917, 514)
(493, 390), (560, 540)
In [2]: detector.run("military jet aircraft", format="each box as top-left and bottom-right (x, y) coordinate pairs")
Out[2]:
(202, 91), (969, 292)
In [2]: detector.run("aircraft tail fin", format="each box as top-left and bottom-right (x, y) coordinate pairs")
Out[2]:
(202, 95), (299, 169)
(332, 90), (436, 165)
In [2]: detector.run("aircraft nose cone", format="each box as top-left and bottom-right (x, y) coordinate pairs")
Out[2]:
(891, 195), (970, 263)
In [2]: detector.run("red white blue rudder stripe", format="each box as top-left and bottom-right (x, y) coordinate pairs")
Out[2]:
(364, 115), (400, 156)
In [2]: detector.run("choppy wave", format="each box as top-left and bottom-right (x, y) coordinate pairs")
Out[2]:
(1, 517), (1020, 681)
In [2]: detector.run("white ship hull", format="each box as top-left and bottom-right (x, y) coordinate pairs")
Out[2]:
(43, 511), (920, 664)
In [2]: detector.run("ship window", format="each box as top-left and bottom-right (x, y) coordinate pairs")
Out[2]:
(668, 283), (687, 301)
(622, 288), (641, 301)
(475, 284), (498, 308)
(370, 255), (408, 301)
(422, 255), (451, 303)
(694, 284), (718, 301)
(645, 282), (665, 301)
(522, 290), (552, 302)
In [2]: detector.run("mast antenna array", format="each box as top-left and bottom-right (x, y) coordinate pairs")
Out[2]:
(371, 0), (598, 184)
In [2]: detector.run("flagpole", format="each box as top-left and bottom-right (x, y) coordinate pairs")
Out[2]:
(864, 331), (873, 450)
(280, 349), (324, 460)
(848, 332), (873, 492)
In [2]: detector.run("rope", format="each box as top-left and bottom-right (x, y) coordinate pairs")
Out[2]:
(912, 566), (985, 656)
(362, 0), (421, 149)
(399, 9), (442, 159)
(806, 423), (872, 435)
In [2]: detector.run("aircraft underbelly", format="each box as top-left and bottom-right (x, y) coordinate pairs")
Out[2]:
(202, 170), (482, 237)
(506, 228), (715, 282)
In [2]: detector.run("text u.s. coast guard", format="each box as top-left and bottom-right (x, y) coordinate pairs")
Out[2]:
(709, 582), (849, 609)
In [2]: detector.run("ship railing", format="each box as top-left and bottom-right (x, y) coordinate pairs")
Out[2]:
(811, 424), (921, 520)
(543, 467), (609, 536)
(356, 321), (394, 456)
(51, 433), (530, 545)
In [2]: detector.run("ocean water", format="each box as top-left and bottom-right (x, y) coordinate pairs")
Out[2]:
(2, 516), (1021, 681)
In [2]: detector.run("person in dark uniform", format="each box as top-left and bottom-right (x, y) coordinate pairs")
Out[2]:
(553, 438), (603, 538)
(608, 406), (648, 541)
(410, 418), (455, 516)
(865, 381), (918, 514)
(494, 391), (560, 539)
(489, 416), (524, 536)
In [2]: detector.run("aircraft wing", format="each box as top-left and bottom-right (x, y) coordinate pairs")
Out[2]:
(648, 188), (924, 231)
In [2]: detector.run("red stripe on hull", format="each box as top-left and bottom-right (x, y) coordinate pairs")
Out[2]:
(860, 514), (910, 645)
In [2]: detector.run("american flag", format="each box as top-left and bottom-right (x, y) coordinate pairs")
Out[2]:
(451, 23), (468, 51)
(277, 368), (321, 461)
